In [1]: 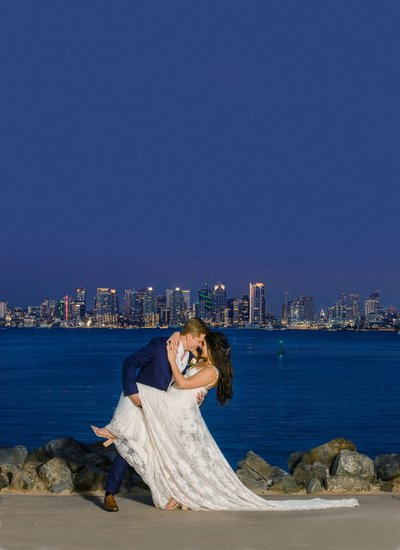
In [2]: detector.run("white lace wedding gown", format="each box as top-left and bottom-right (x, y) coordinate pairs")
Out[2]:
(106, 367), (359, 511)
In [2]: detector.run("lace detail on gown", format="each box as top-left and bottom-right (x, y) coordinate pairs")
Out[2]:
(107, 383), (359, 511)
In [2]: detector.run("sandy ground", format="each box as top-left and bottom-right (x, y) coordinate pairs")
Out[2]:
(0, 492), (399, 550)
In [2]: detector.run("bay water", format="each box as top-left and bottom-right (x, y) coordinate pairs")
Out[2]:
(1, 328), (399, 470)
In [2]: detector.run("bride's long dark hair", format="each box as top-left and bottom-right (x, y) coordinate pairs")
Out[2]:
(205, 331), (233, 406)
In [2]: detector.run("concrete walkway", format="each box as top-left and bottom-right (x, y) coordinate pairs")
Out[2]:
(1, 493), (399, 550)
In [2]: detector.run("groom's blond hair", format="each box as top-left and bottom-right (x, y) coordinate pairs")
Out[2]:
(181, 318), (210, 337)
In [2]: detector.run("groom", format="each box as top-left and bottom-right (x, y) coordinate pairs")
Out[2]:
(103, 317), (210, 512)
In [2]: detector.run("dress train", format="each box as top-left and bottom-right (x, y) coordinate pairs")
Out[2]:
(105, 382), (359, 511)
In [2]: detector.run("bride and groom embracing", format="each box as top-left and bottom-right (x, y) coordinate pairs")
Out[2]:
(92, 318), (359, 512)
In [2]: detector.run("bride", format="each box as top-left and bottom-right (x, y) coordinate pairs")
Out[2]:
(92, 331), (358, 511)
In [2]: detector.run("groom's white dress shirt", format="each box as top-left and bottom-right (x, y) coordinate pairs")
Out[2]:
(169, 342), (189, 387)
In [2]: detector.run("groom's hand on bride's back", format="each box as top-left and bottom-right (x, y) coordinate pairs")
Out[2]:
(129, 393), (142, 407)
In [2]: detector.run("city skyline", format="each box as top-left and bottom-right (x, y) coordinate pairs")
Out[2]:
(2, 2), (400, 310)
(0, 280), (393, 316)
(0, 283), (396, 330)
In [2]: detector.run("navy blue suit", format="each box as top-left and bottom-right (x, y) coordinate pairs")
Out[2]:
(106, 336), (188, 495)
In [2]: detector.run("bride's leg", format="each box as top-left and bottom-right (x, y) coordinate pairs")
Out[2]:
(91, 425), (117, 445)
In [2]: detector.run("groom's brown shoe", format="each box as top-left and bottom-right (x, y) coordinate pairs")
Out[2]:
(104, 494), (119, 512)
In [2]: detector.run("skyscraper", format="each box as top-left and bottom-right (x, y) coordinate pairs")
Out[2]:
(0, 301), (7, 319)
(59, 295), (72, 321)
(241, 294), (249, 324)
(165, 289), (173, 310)
(39, 299), (50, 321)
(198, 285), (212, 322)
(110, 289), (119, 318)
(76, 288), (86, 303)
(75, 287), (86, 318)
(95, 288), (119, 325)
(170, 288), (185, 326)
(232, 297), (242, 326)
(281, 292), (289, 325)
(157, 295), (169, 326)
(288, 295), (314, 324)
(144, 287), (156, 315)
(182, 290), (191, 313)
(349, 294), (360, 321)
(364, 292), (381, 324)
(123, 290), (134, 321)
(249, 282), (265, 326)
(143, 287), (158, 327)
(134, 289), (146, 327)
(212, 282), (226, 325)
(302, 296), (314, 322)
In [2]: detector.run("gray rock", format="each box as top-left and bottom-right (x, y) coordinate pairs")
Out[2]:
(9, 447), (51, 492)
(325, 475), (370, 492)
(331, 450), (375, 481)
(299, 439), (357, 470)
(50, 480), (74, 494)
(288, 451), (306, 474)
(269, 475), (301, 493)
(38, 457), (73, 493)
(73, 464), (109, 492)
(237, 451), (287, 481)
(293, 462), (328, 488)
(374, 454), (400, 481)
(380, 481), (395, 492)
(306, 479), (323, 494)
(0, 445), (29, 477)
(0, 472), (9, 491)
(236, 452), (300, 493)
(10, 469), (46, 492)
(236, 468), (273, 490)
(44, 438), (86, 473)
(25, 447), (52, 469)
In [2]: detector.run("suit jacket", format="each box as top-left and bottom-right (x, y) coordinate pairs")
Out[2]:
(123, 336), (190, 396)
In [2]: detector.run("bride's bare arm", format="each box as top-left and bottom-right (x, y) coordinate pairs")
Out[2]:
(167, 340), (215, 390)
(167, 333), (202, 360)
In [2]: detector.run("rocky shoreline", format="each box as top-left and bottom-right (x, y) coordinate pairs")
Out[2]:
(1, 437), (399, 496)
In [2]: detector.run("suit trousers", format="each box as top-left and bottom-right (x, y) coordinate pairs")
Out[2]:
(105, 453), (128, 495)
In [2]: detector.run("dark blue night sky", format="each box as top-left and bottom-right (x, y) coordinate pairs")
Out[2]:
(1, 1), (399, 312)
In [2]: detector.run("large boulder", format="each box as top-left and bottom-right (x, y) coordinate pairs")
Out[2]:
(293, 462), (328, 488)
(238, 451), (286, 479)
(73, 464), (109, 492)
(269, 475), (301, 494)
(25, 447), (52, 468)
(325, 475), (370, 492)
(380, 479), (400, 493)
(236, 451), (300, 493)
(331, 450), (375, 481)
(236, 467), (272, 490)
(306, 479), (323, 494)
(0, 472), (9, 491)
(374, 454), (400, 481)
(44, 438), (86, 473)
(10, 469), (46, 492)
(10, 446), (51, 492)
(81, 443), (116, 470)
(38, 457), (73, 494)
(0, 446), (29, 478)
(299, 439), (356, 470)
(287, 451), (306, 474)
